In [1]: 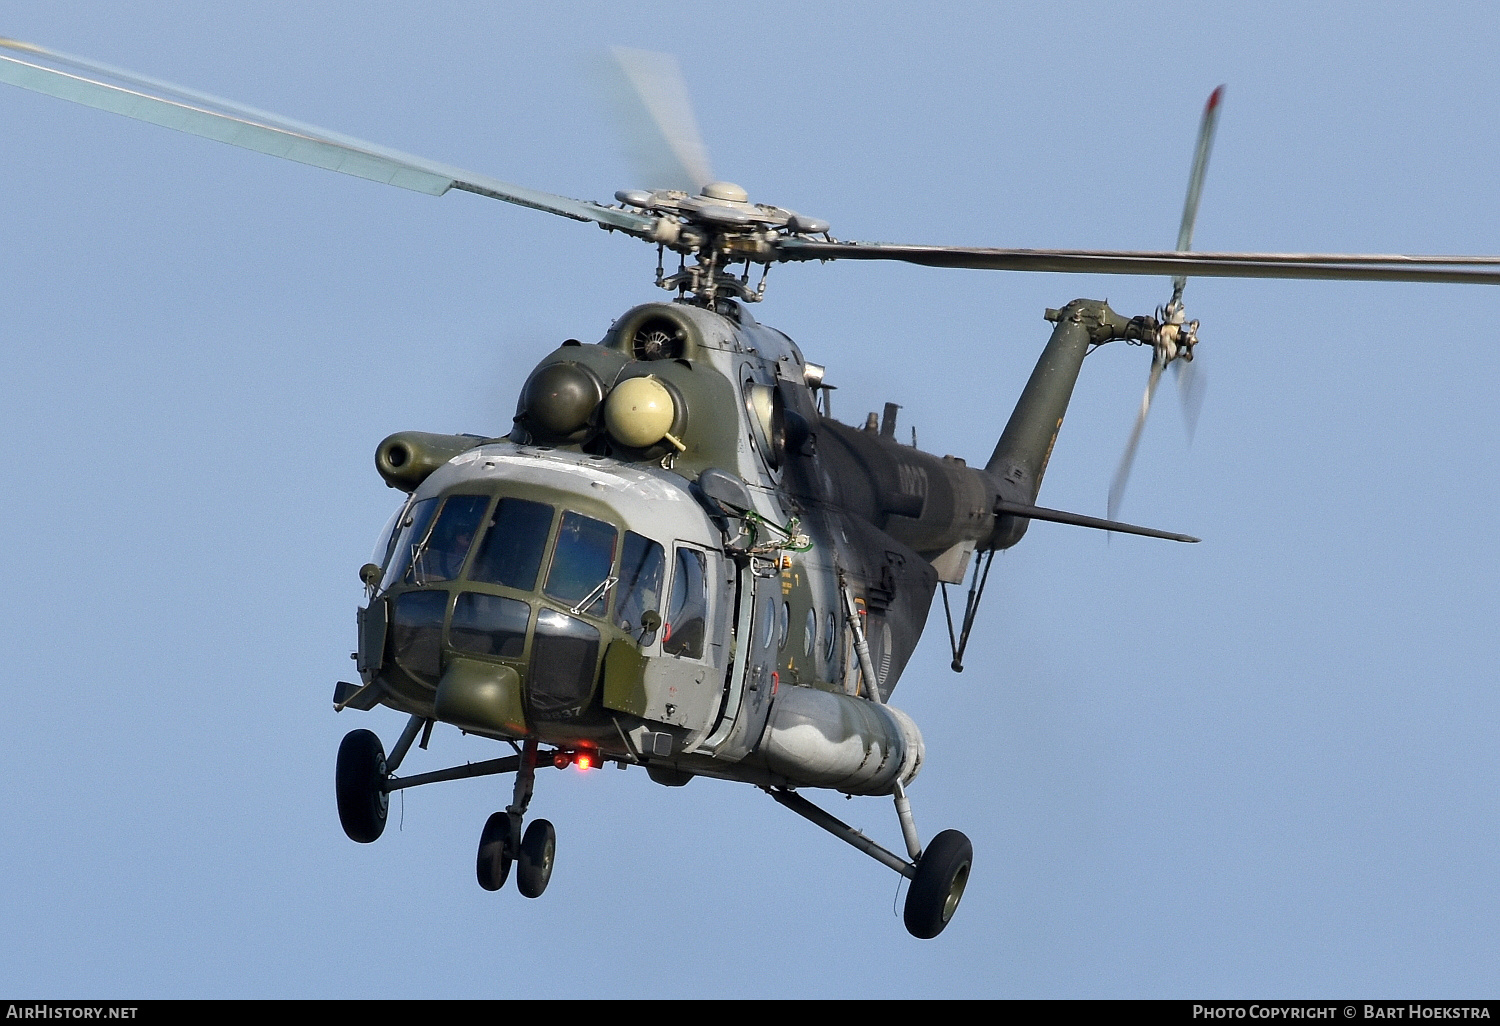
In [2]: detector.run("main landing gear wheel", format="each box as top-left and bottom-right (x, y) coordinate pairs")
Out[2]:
(476, 812), (513, 891)
(516, 818), (556, 899)
(903, 829), (973, 939)
(336, 729), (389, 843)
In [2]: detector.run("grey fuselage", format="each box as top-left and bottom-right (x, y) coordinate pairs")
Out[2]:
(351, 297), (1104, 794)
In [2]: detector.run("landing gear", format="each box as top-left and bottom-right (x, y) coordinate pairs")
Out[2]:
(762, 579), (974, 938)
(335, 729), (388, 843)
(903, 829), (973, 939)
(476, 812), (513, 891)
(516, 819), (557, 898)
(471, 739), (559, 898)
(767, 786), (973, 939)
(338, 725), (589, 898)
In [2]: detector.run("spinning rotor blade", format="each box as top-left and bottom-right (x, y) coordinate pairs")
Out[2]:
(1109, 357), (1164, 521)
(1173, 357), (1207, 442)
(605, 46), (714, 193)
(0, 36), (657, 234)
(1173, 85), (1223, 295)
(774, 240), (1500, 285)
(1108, 87), (1222, 517)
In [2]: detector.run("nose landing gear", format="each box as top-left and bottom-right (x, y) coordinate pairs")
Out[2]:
(472, 738), (557, 899)
(337, 718), (575, 899)
(516, 819), (557, 898)
(475, 811), (513, 891)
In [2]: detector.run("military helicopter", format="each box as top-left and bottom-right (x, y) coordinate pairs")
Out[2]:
(7, 37), (1500, 942)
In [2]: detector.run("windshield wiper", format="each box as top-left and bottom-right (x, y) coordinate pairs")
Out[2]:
(571, 576), (618, 616)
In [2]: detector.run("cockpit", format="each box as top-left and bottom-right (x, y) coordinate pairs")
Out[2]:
(367, 479), (710, 726)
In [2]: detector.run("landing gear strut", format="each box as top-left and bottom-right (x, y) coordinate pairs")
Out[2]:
(766, 786), (973, 939)
(337, 719), (576, 899)
(472, 738), (557, 898)
(762, 576), (973, 939)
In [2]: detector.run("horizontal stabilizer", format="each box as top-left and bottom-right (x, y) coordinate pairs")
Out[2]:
(994, 499), (1198, 543)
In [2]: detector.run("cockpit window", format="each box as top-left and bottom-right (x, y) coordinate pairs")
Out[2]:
(616, 532), (666, 644)
(450, 592), (530, 659)
(381, 496), (439, 591)
(407, 494), (489, 584)
(544, 511), (618, 617)
(663, 547), (707, 659)
(469, 498), (554, 591)
(390, 589), (447, 684)
(370, 502), (407, 571)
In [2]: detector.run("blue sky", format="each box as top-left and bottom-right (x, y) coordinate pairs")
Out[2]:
(1, 1), (1497, 998)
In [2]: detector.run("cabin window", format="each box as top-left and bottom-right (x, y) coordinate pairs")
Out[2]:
(804, 608), (816, 657)
(777, 601), (790, 652)
(759, 591), (777, 651)
(616, 532), (666, 644)
(408, 494), (489, 584)
(469, 498), (554, 591)
(450, 593), (530, 659)
(663, 547), (708, 659)
(544, 511), (618, 617)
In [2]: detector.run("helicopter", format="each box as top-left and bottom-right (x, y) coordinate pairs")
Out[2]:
(6, 35), (1500, 945)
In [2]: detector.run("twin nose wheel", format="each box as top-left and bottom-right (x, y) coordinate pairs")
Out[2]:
(477, 813), (556, 898)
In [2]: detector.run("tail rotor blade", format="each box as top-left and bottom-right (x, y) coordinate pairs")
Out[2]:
(1172, 85), (1224, 295)
(1109, 357), (1165, 521)
(1173, 356), (1207, 442)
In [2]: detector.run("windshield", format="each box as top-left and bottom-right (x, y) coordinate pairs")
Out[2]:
(370, 501), (408, 570)
(380, 497), (439, 591)
(544, 511), (617, 617)
(470, 498), (554, 591)
(407, 494), (489, 584)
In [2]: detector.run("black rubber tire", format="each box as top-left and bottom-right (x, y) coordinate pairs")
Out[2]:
(335, 729), (389, 843)
(903, 829), (973, 939)
(476, 812), (513, 891)
(515, 818), (556, 899)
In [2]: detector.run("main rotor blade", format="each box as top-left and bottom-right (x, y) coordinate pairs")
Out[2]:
(775, 239), (1500, 285)
(1109, 358), (1164, 521)
(605, 46), (713, 194)
(1173, 85), (1224, 293)
(0, 37), (657, 234)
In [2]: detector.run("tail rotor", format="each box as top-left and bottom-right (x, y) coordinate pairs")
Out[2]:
(1108, 85), (1222, 520)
